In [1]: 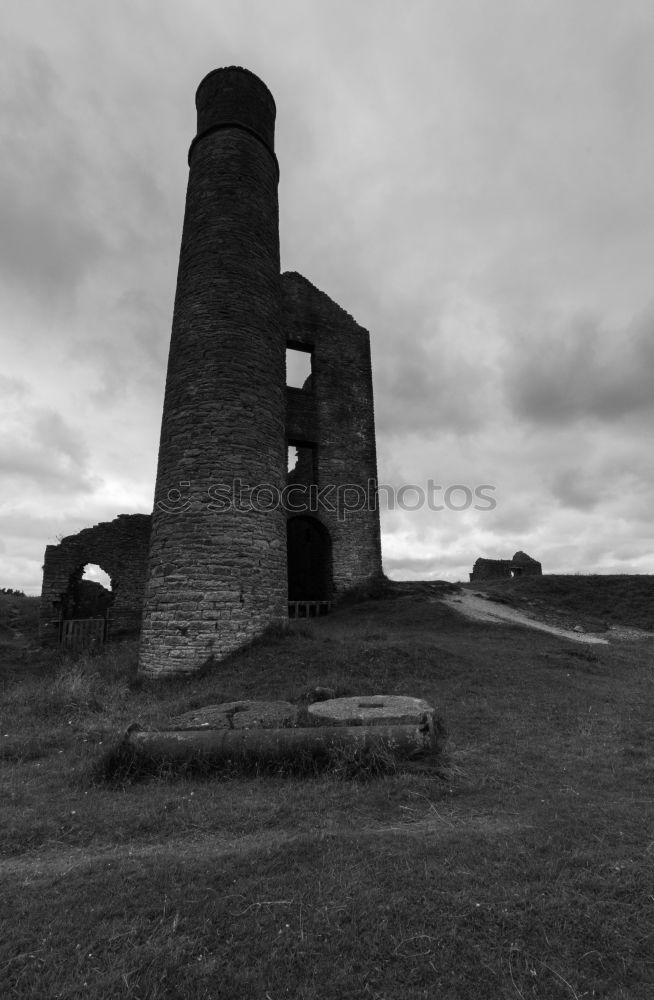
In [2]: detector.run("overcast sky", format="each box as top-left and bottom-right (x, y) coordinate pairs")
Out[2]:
(2, 0), (654, 594)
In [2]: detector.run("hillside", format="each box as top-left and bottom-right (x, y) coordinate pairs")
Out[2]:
(462, 573), (654, 631)
(1, 579), (652, 998)
(0, 592), (40, 659)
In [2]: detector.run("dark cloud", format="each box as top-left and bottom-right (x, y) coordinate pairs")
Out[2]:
(70, 286), (171, 405)
(0, 172), (105, 307)
(373, 313), (497, 437)
(477, 501), (543, 537)
(2, 1), (654, 589)
(0, 405), (97, 493)
(0, 41), (108, 310)
(548, 467), (612, 513)
(504, 308), (654, 425)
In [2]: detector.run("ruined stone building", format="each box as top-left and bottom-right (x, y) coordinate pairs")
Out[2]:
(469, 551), (542, 582)
(40, 67), (383, 673)
(40, 515), (151, 645)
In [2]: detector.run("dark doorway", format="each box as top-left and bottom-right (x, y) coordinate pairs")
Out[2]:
(287, 516), (332, 601)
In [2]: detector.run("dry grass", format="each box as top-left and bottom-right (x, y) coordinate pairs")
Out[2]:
(1, 580), (653, 998)
(463, 573), (654, 631)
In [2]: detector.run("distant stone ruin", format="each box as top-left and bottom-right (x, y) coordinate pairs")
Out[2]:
(40, 67), (383, 671)
(469, 551), (542, 582)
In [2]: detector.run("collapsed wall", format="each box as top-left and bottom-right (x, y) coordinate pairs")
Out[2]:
(469, 551), (542, 582)
(282, 272), (382, 596)
(40, 514), (151, 644)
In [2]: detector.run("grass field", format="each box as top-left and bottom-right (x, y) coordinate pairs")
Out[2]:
(1, 579), (653, 999)
(461, 574), (654, 632)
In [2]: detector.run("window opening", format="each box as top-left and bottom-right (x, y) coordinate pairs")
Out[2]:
(286, 346), (312, 388)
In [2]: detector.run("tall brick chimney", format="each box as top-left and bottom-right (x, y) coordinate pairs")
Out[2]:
(138, 68), (287, 676)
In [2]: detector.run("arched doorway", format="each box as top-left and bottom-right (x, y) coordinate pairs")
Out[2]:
(64, 564), (114, 619)
(287, 516), (332, 601)
(57, 564), (114, 651)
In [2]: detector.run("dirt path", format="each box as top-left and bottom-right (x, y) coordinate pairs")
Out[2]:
(441, 590), (610, 644)
(0, 813), (523, 882)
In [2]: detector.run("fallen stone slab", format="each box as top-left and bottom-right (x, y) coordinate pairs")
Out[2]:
(125, 722), (433, 764)
(170, 700), (298, 730)
(307, 695), (435, 737)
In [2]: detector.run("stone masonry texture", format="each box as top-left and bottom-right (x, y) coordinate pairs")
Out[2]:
(469, 551), (542, 582)
(40, 67), (383, 674)
(138, 68), (287, 676)
(40, 514), (151, 645)
(282, 272), (382, 595)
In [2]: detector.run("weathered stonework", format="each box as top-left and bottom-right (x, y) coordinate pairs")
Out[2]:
(469, 551), (542, 582)
(40, 514), (151, 645)
(283, 272), (381, 596)
(39, 67), (383, 673)
(138, 68), (288, 676)
(137, 68), (382, 675)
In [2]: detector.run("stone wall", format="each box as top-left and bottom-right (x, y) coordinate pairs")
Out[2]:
(470, 552), (542, 582)
(40, 514), (151, 645)
(42, 68), (384, 673)
(469, 558), (514, 582)
(282, 271), (383, 594)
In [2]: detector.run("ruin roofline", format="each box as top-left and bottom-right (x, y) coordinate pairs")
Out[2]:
(282, 271), (369, 335)
(43, 513), (151, 553)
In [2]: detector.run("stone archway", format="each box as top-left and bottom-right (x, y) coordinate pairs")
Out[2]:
(287, 516), (332, 601)
(40, 514), (151, 645)
(64, 563), (115, 620)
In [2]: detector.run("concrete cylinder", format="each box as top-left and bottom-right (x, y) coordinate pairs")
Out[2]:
(138, 68), (287, 676)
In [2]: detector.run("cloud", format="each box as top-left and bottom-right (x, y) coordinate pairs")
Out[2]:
(383, 553), (454, 579)
(374, 329), (496, 437)
(0, 511), (73, 542)
(503, 307), (654, 425)
(0, 41), (108, 311)
(0, 399), (97, 494)
(549, 468), (607, 513)
(0, 374), (30, 399)
(1, 0), (654, 593)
